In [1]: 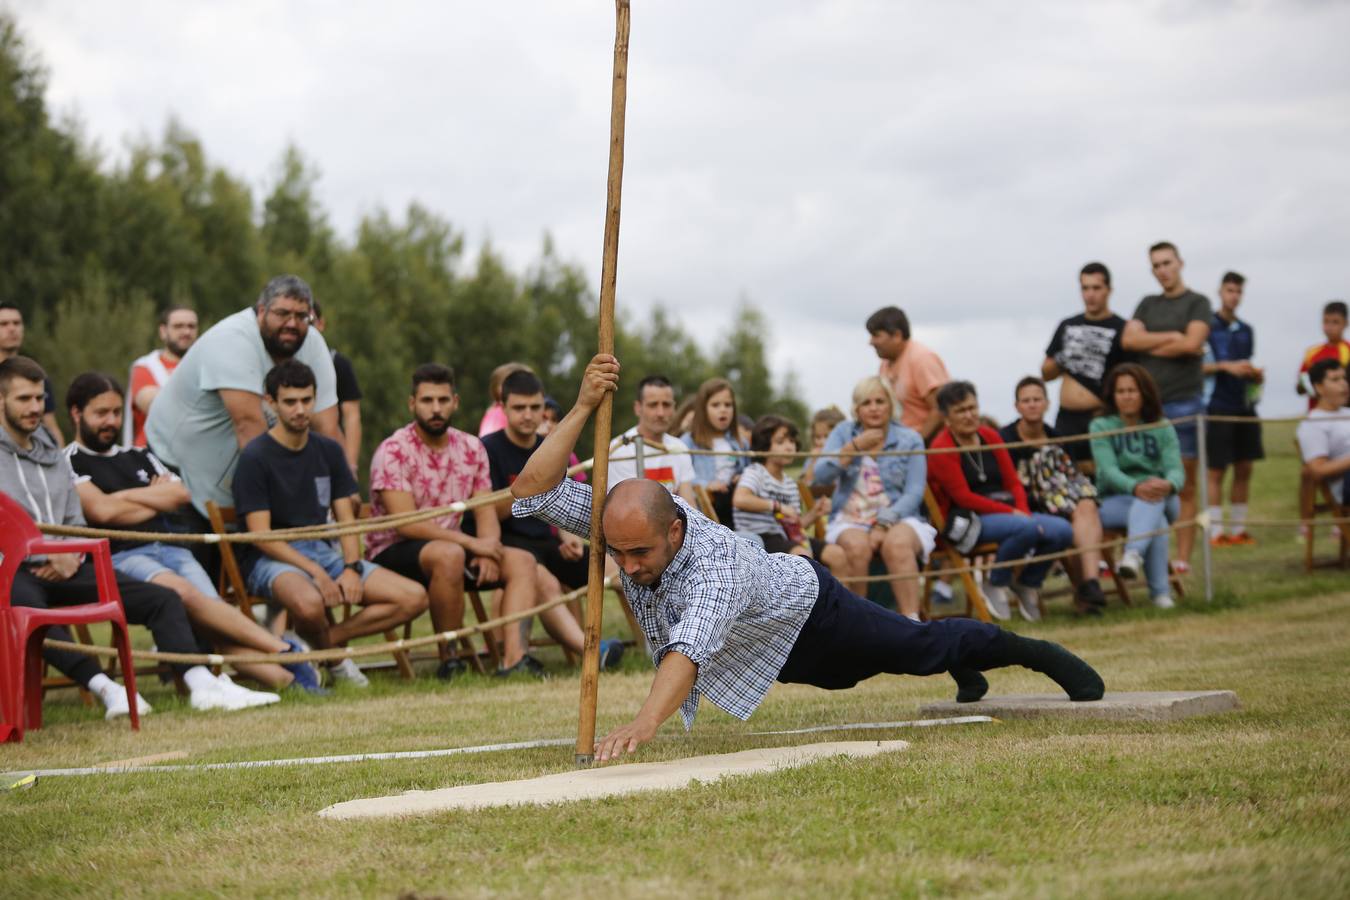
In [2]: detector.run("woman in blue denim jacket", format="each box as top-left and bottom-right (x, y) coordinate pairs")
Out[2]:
(812, 376), (936, 620)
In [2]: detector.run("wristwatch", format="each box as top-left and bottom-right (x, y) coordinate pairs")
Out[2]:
(344, 561), (363, 574)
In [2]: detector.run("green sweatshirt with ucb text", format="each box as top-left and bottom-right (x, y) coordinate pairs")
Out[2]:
(1089, 415), (1185, 498)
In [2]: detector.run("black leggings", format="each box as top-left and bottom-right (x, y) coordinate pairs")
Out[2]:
(12, 561), (198, 686)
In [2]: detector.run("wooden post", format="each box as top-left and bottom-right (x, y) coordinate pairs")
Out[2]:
(576, 0), (631, 767)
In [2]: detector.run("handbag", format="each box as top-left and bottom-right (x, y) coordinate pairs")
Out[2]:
(942, 507), (983, 555)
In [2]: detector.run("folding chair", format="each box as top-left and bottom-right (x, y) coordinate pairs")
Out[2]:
(0, 492), (140, 742)
(1295, 437), (1349, 572)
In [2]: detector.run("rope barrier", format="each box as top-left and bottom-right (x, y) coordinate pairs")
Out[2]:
(42, 578), (612, 667)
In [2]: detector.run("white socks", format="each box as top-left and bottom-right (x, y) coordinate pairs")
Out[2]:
(182, 665), (218, 694)
(89, 672), (152, 720)
(1207, 506), (1224, 538)
(1230, 504), (1248, 534)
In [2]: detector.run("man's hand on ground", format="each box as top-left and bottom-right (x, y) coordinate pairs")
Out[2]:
(594, 717), (658, 763)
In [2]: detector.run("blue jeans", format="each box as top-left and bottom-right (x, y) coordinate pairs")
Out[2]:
(112, 542), (220, 598)
(1099, 494), (1180, 597)
(978, 513), (1075, 588)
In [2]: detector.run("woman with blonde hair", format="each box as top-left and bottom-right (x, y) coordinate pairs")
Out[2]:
(479, 361), (534, 437)
(812, 375), (934, 620)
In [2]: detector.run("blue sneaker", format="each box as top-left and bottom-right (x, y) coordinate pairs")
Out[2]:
(598, 638), (625, 671)
(281, 637), (330, 696)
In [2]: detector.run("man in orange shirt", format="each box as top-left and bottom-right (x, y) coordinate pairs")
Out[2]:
(1297, 301), (1350, 410)
(126, 305), (198, 446)
(868, 306), (950, 442)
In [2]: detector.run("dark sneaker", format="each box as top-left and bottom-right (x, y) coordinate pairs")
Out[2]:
(436, 657), (467, 681)
(495, 654), (546, 679)
(1075, 579), (1106, 616)
(598, 638), (626, 671)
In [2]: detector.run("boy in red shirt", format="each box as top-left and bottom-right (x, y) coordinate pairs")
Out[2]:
(1298, 301), (1350, 410)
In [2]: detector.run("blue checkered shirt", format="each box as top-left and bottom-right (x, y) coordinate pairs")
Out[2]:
(513, 477), (820, 727)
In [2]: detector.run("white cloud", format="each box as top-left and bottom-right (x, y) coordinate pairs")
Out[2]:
(11, 0), (1349, 422)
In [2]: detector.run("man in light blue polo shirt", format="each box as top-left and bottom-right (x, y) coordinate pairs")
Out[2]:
(145, 275), (341, 515)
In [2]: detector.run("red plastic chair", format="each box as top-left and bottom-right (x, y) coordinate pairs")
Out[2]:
(0, 491), (139, 743)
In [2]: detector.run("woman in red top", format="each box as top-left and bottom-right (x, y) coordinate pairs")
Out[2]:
(928, 381), (1073, 621)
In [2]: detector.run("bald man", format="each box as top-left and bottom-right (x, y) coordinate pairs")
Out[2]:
(512, 355), (1105, 763)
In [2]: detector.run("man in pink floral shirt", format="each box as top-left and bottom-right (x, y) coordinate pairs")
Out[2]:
(366, 363), (541, 678)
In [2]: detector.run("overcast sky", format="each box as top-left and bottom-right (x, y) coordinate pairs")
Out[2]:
(11, 0), (1350, 420)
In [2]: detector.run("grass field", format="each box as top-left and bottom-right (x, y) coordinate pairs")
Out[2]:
(3, 423), (1349, 898)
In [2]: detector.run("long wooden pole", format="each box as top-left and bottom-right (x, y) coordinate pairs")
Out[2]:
(576, 0), (631, 767)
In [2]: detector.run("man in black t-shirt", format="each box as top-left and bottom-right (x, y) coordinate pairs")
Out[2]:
(64, 371), (325, 695)
(312, 299), (364, 479)
(232, 360), (427, 685)
(483, 370), (624, 668)
(1042, 262), (1127, 472)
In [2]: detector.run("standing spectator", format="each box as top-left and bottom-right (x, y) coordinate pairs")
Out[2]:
(481, 369), (626, 671)
(733, 415), (841, 566)
(1203, 272), (1263, 546)
(64, 371), (324, 695)
(681, 377), (746, 523)
(609, 374), (697, 504)
(868, 306), (951, 442)
(311, 299), (363, 477)
(1042, 262), (1128, 476)
(479, 361), (533, 438)
(1297, 301), (1350, 410)
(928, 381), (1074, 622)
(1296, 359), (1350, 504)
(233, 361), (428, 687)
(0, 301), (63, 445)
(366, 363), (544, 678)
(998, 377), (1107, 615)
(1090, 363), (1184, 609)
(1120, 242), (1210, 572)
(801, 406), (846, 485)
(125, 305), (198, 448)
(0, 356), (275, 716)
(144, 275), (342, 516)
(813, 377), (934, 621)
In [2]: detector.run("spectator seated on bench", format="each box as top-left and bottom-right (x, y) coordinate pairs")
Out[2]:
(1089, 363), (1183, 609)
(813, 376), (935, 622)
(234, 360), (427, 688)
(928, 380), (1073, 623)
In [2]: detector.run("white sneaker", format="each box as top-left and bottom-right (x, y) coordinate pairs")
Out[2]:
(98, 683), (153, 721)
(1117, 550), (1143, 581)
(981, 585), (1011, 621)
(190, 677), (277, 712)
(329, 658), (370, 688)
(1012, 584), (1042, 622)
(1152, 594), (1176, 610)
(216, 673), (281, 708)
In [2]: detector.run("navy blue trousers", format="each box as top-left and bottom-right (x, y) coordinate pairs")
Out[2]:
(776, 560), (1001, 690)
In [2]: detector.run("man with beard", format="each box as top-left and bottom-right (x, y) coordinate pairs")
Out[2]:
(0, 357), (279, 718)
(64, 371), (326, 696)
(233, 361), (427, 687)
(365, 363), (544, 679)
(0, 301), (64, 445)
(125, 305), (199, 448)
(144, 276), (341, 516)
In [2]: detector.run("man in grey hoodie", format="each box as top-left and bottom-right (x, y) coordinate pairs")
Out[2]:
(1, 356), (278, 718)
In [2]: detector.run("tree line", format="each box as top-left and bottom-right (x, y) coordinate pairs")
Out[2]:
(0, 15), (808, 468)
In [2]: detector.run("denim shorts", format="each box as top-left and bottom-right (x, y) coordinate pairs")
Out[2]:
(245, 539), (378, 599)
(112, 542), (220, 598)
(1163, 396), (1205, 460)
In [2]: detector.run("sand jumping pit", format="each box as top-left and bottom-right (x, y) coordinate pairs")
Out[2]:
(318, 739), (909, 820)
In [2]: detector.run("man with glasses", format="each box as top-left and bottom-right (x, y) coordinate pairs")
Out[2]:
(145, 275), (342, 517)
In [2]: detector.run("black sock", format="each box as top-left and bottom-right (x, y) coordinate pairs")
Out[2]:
(966, 630), (1105, 701)
(949, 667), (989, 703)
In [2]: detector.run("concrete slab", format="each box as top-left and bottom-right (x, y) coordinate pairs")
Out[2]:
(318, 739), (909, 820)
(919, 691), (1238, 722)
